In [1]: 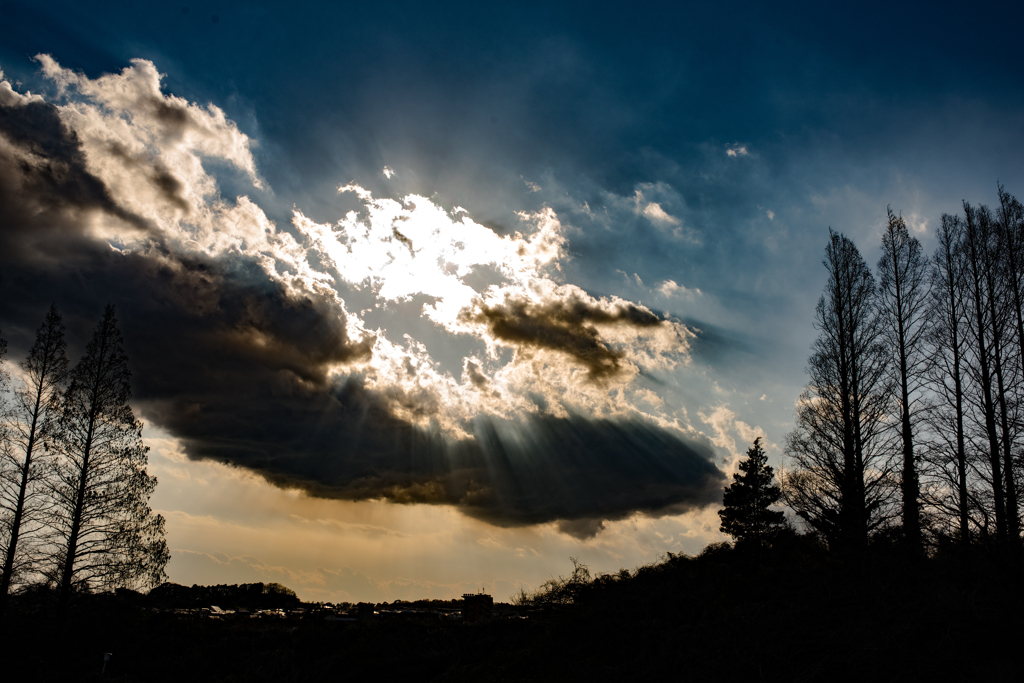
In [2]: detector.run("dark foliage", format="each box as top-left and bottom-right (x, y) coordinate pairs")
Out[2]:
(3, 542), (1020, 682)
(718, 437), (786, 546)
(146, 582), (301, 611)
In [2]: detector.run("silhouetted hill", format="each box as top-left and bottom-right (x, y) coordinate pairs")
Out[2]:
(3, 539), (1021, 681)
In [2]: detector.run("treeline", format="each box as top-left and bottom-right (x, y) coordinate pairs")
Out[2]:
(146, 582), (300, 610)
(0, 304), (167, 611)
(785, 183), (1024, 555)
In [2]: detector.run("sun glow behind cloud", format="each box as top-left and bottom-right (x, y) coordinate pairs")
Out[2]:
(294, 188), (697, 433)
(25, 56), (697, 436)
(0, 56), (732, 543)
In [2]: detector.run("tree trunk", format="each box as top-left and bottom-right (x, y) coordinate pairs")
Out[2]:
(965, 203), (1006, 540)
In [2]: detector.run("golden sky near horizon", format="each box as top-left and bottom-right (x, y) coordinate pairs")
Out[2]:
(145, 420), (753, 603)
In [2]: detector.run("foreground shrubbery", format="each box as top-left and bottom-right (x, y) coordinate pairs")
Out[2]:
(4, 536), (1021, 682)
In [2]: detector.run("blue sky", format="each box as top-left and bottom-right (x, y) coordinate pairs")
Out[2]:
(1, 1), (1022, 599)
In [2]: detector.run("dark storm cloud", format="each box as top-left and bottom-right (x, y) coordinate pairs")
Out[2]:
(149, 363), (724, 535)
(461, 294), (664, 380)
(463, 414), (724, 532)
(145, 277), (721, 528)
(0, 98), (155, 258)
(2, 248), (724, 529)
(0, 97), (725, 530)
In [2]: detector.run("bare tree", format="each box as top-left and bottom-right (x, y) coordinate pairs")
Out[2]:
(978, 205), (1021, 544)
(51, 305), (168, 607)
(0, 329), (9, 578)
(784, 230), (896, 553)
(962, 202), (1008, 541)
(0, 329), (7, 394)
(995, 184), (1024, 546)
(0, 305), (68, 608)
(876, 208), (930, 551)
(924, 215), (973, 545)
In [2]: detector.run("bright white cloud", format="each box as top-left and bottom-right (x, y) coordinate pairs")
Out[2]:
(295, 187), (695, 431)
(697, 405), (767, 474)
(634, 189), (681, 226)
(657, 279), (701, 298)
(38, 55), (261, 187)
(0, 70), (42, 107)
(30, 55), (333, 306)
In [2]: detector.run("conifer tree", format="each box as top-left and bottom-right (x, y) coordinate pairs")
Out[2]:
(0, 305), (68, 607)
(719, 438), (785, 546)
(51, 305), (168, 607)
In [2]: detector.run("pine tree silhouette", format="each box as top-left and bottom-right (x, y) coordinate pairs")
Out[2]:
(719, 438), (785, 547)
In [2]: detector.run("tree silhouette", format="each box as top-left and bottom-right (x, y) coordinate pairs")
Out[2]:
(925, 214), (972, 547)
(877, 209), (930, 553)
(0, 305), (68, 609)
(719, 438), (785, 546)
(784, 230), (895, 553)
(51, 305), (168, 607)
(961, 202), (1009, 541)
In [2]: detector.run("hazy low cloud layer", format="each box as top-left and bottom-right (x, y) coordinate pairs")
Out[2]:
(0, 58), (725, 534)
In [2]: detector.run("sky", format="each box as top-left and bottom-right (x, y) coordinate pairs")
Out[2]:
(1, 1), (1022, 602)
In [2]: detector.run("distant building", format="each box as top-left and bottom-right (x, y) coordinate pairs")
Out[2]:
(462, 593), (493, 622)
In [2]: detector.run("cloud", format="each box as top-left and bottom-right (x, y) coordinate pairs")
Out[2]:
(0, 58), (724, 534)
(620, 184), (701, 244)
(641, 201), (680, 226)
(460, 290), (663, 380)
(36, 55), (261, 188)
(726, 145), (748, 157)
(0, 98), (157, 261)
(657, 279), (701, 298)
(383, 166), (394, 179)
(633, 188), (681, 227)
(697, 405), (767, 473)
(904, 211), (928, 234)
